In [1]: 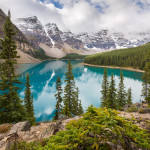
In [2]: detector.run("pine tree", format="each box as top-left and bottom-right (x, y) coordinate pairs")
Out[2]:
(141, 62), (150, 103)
(101, 67), (109, 107)
(78, 100), (84, 115)
(141, 65), (149, 100)
(62, 103), (71, 117)
(62, 60), (76, 117)
(0, 63), (2, 77)
(62, 61), (74, 116)
(53, 76), (63, 120)
(146, 89), (150, 106)
(24, 74), (36, 124)
(107, 73), (117, 109)
(73, 87), (83, 116)
(0, 11), (26, 124)
(127, 87), (132, 105)
(117, 70), (127, 108)
(145, 63), (150, 105)
(72, 88), (79, 116)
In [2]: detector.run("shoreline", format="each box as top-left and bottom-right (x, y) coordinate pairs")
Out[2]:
(81, 63), (145, 73)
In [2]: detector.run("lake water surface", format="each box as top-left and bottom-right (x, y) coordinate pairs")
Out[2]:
(17, 60), (143, 122)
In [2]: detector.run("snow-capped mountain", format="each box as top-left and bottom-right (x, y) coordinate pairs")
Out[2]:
(13, 16), (150, 56)
(77, 30), (150, 51)
(111, 32), (150, 49)
(13, 16), (52, 49)
(76, 30), (116, 51)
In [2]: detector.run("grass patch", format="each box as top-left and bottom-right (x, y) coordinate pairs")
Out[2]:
(0, 123), (13, 133)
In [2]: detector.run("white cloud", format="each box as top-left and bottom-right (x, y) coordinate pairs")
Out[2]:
(0, 0), (150, 33)
(0, 0), (67, 31)
(59, 1), (101, 33)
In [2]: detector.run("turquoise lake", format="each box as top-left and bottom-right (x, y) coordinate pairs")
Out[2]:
(17, 60), (143, 122)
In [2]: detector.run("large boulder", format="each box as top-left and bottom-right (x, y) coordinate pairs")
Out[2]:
(41, 116), (82, 138)
(40, 123), (56, 139)
(8, 121), (31, 135)
(0, 117), (83, 149)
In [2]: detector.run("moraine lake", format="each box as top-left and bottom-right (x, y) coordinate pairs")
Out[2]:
(17, 60), (143, 122)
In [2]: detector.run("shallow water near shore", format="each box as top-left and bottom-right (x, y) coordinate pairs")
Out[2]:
(16, 60), (143, 122)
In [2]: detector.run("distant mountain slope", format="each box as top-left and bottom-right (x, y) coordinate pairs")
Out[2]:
(17, 49), (40, 64)
(77, 31), (150, 51)
(84, 43), (150, 70)
(0, 9), (30, 51)
(0, 9), (42, 64)
(14, 16), (84, 58)
(13, 15), (150, 56)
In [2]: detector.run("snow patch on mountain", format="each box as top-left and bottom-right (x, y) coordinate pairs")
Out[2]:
(13, 15), (150, 54)
(43, 25), (55, 48)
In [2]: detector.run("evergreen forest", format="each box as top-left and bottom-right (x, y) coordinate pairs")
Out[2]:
(85, 43), (150, 70)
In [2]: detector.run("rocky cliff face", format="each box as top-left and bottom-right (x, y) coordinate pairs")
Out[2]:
(76, 30), (150, 51)
(45, 23), (63, 49)
(0, 9), (40, 63)
(13, 15), (150, 56)
(111, 32), (150, 49)
(76, 30), (116, 51)
(14, 17), (84, 55)
(13, 16), (52, 49)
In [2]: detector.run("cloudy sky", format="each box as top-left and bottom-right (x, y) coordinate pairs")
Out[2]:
(0, 0), (150, 33)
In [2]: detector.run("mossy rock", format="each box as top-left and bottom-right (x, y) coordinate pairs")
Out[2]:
(139, 108), (150, 114)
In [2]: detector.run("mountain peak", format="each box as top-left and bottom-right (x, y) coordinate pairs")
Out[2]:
(45, 22), (61, 35)
(45, 23), (58, 29)
(16, 16), (40, 24)
(13, 15), (150, 55)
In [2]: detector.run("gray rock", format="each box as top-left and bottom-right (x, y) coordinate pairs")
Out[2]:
(41, 123), (56, 139)
(8, 121), (31, 135)
(56, 119), (62, 127)
(0, 132), (19, 150)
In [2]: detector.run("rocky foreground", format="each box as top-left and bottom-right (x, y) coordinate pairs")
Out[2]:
(0, 108), (150, 150)
(0, 116), (81, 150)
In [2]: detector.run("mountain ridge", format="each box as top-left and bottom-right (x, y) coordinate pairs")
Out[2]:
(13, 15), (150, 57)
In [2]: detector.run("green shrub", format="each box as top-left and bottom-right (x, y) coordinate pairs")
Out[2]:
(127, 105), (138, 112)
(139, 108), (150, 114)
(10, 107), (150, 150)
(40, 106), (150, 150)
(10, 139), (49, 150)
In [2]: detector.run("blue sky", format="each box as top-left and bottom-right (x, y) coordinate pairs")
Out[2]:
(39, 0), (149, 9)
(40, 0), (63, 8)
(0, 0), (150, 33)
